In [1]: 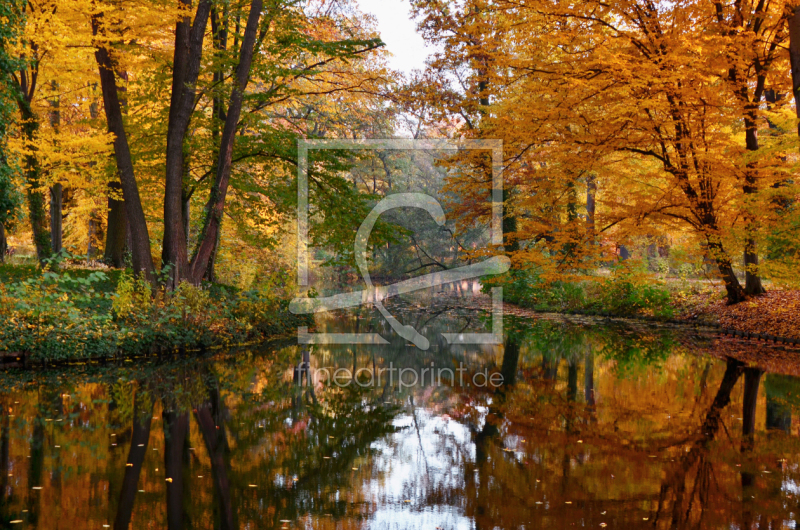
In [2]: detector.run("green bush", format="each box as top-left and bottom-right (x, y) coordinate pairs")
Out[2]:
(598, 264), (673, 317)
(484, 269), (586, 312)
(0, 264), (310, 362)
(485, 263), (673, 318)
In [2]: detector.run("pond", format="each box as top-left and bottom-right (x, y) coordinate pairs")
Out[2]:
(1, 286), (800, 529)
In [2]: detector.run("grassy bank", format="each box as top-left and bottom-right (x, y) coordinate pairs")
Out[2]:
(0, 262), (310, 364)
(486, 264), (800, 340)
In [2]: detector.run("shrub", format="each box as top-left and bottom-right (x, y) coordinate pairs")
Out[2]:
(0, 264), (309, 362)
(599, 263), (673, 317)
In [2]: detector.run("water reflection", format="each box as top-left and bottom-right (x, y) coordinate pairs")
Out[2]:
(1, 302), (800, 529)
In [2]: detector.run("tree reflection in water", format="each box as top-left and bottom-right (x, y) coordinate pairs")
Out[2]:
(0, 311), (799, 528)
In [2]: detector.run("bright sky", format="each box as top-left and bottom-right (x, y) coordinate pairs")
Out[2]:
(357, 0), (430, 75)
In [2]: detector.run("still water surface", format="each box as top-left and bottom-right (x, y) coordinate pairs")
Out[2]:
(1, 289), (800, 529)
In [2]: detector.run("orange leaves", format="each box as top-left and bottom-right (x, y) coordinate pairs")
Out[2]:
(707, 290), (800, 340)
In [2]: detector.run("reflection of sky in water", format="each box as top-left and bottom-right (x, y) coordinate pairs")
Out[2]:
(365, 412), (474, 530)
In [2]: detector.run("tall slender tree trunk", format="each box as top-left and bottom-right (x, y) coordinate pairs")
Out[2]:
(706, 234), (747, 304)
(104, 181), (128, 267)
(92, 14), (155, 282)
(87, 97), (102, 261)
(49, 183), (62, 254)
(189, 0), (263, 284)
(742, 113), (765, 296)
(741, 368), (763, 453)
(163, 410), (189, 530)
(182, 193), (191, 248)
(789, 6), (800, 141)
(194, 382), (234, 530)
(0, 223), (6, 262)
(18, 103), (52, 263)
(104, 72), (129, 267)
(162, 0), (212, 288)
(203, 7), (229, 284)
(49, 82), (63, 255)
(114, 392), (153, 530)
(203, 219), (221, 282)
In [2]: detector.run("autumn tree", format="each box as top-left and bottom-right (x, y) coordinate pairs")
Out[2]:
(412, 0), (799, 304)
(6, 0), (55, 262)
(91, 0), (385, 286)
(0, 0), (23, 261)
(714, 0), (789, 295)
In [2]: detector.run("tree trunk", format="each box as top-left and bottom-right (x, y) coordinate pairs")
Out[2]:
(500, 336), (520, 387)
(741, 368), (763, 453)
(188, 0), (263, 284)
(103, 71), (130, 268)
(162, 0), (212, 288)
(92, 14), (155, 282)
(114, 393), (153, 530)
(0, 222), (6, 262)
(104, 180), (128, 267)
(742, 115), (765, 296)
(586, 173), (596, 240)
(194, 383), (234, 530)
(203, 218), (221, 282)
(706, 235), (746, 304)
(49, 83), (63, 256)
(18, 103), (52, 264)
(163, 410), (189, 530)
(50, 183), (62, 254)
(789, 6), (800, 140)
(502, 187), (519, 254)
(203, 7), (229, 285)
(87, 96), (102, 261)
(182, 191), (191, 249)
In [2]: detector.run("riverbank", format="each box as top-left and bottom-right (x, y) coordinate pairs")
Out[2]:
(675, 289), (800, 340)
(478, 269), (800, 342)
(0, 263), (310, 365)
